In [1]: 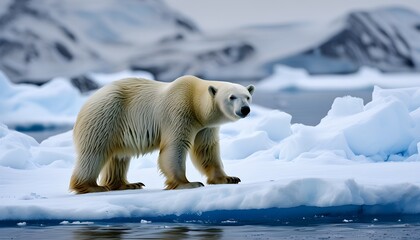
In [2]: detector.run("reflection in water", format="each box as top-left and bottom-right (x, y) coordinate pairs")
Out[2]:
(73, 225), (129, 239)
(3, 221), (420, 240)
(161, 226), (222, 240)
(72, 224), (223, 240)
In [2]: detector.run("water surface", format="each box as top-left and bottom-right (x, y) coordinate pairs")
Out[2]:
(2, 221), (420, 240)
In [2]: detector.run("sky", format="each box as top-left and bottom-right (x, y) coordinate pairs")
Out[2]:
(165, 0), (420, 31)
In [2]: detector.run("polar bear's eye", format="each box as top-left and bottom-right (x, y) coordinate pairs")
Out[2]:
(229, 95), (237, 100)
(246, 96), (250, 101)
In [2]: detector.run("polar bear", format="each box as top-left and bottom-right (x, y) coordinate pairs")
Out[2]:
(69, 75), (254, 194)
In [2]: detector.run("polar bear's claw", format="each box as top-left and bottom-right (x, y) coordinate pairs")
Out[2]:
(120, 182), (145, 190)
(207, 176), (241, 184)
(226, 176), (241, 184)
(167, 181), (204, 190)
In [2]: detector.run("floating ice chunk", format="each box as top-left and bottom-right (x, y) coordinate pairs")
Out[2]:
(221, 131), (273, 159)
(342, 98), (413, 157)
(279, 91), (415, 162)
(372, 86), (420, 111)
(325, 96), (364, 118)
(88, 70), (154, 86)
(0, 124), (38, 169)
(59, 221), (94, 225)
(252, 110), (292, 142)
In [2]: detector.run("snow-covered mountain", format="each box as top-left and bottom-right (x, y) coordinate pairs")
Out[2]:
(136, 7), (420, 81)
(0, 1), (419, 87)
(279, 7), (420, 74)
(0, 0), (197, 87)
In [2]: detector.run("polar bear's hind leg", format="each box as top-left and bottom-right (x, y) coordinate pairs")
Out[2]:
(69, 153), (110, 194)
(100, 156), (145, 190)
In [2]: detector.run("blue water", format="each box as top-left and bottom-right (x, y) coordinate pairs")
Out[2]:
(2, 205), (420, 238)
(2, 216), (420, 239)
(2, 207), (420, 239)
(252, 88), (372, 126)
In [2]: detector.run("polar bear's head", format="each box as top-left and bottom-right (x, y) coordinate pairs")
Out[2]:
(208, 83), (255, 121)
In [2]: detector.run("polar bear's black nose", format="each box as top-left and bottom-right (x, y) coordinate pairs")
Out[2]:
(240, 106), (250, 117)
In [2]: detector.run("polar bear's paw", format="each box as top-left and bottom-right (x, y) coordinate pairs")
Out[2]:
(71, 184), (111, 194)
(118, 182), (145, 190)
(207, 176), (241, 185)
(166, 181), (204, 190)
(177, 182), (205, 189)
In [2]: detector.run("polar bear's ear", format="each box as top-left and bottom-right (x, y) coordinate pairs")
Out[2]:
(247, 85), (255, 95)
(208, 86), (218, 97)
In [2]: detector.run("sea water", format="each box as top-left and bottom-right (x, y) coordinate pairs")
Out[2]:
(2, 218), (420, 239)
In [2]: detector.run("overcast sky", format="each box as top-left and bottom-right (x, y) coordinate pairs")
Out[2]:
(165, 0), (420, 31)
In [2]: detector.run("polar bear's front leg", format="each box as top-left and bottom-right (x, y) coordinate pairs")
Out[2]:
(191, 127), (241, 185)
(158, 140), (204, 190)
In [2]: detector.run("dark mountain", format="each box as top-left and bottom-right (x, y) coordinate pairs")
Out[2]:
(129, 7), (420, 82)
(0, 2), (419, 89)
(279, 7), (420, 74)
(0, 0), (198, 85)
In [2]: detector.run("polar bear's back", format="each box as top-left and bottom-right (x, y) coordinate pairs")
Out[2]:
(73, 78), (166, 157)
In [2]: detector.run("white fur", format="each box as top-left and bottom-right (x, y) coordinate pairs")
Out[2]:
(70, 75), (254, 193)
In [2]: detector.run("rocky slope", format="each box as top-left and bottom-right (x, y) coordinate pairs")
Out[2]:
(0, 2), (419, 88)
(279, 7), (420, 74)
(0, 0), (198, 86)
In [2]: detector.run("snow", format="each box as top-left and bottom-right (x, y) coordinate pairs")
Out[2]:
(87, 69), (154, 86)
(258, 65), (420, 91)
(165, 0), (420, 32)
(1, 0), (196, 84)
(0, 70), (152, 129)
(1, 70), (420, 223)
(0, 71), (84, 129)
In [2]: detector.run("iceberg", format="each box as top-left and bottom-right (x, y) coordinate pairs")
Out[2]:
(1, 70), (420, 223)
